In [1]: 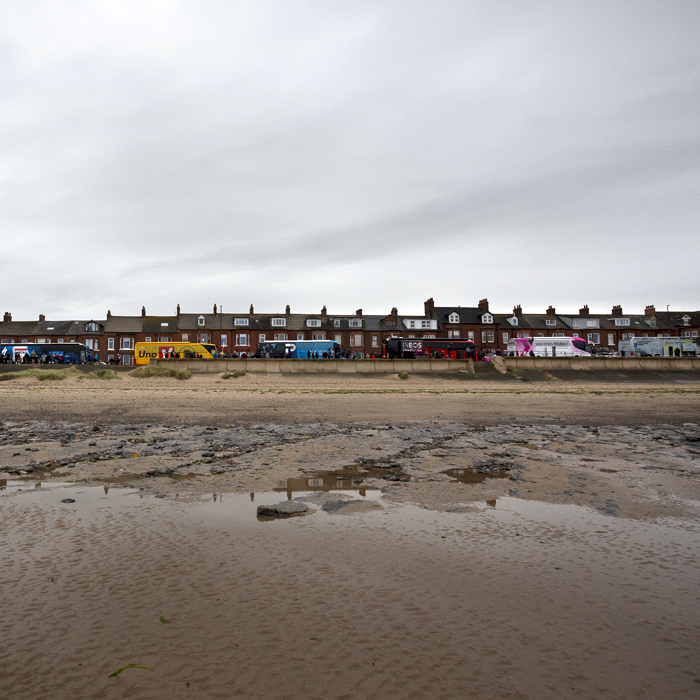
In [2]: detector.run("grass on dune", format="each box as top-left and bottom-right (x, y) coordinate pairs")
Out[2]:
(130, 366), (191, 380)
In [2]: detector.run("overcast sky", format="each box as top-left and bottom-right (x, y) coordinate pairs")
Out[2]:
(1, 0), (699, 320)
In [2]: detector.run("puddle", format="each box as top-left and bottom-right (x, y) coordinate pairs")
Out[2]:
(1, 479), (74, 494)
(441, 467), (510, 484)
(274, 463), (410, 497)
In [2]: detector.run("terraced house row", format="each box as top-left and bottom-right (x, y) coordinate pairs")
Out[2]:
(2, 298), (699, 364)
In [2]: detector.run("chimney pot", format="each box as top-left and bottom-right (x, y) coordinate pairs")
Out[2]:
(513, 305), (522, 316)
(645, 305), (656, 316)
(213, 303), (217, 317)
(176, 304), (180, 318)
(107, 310), (112, 319)
(39, 314), (45, 322)
(579, 305), (590, 316)
(321, 305), (327, 316)
(391, 307), (398, 317)
(285, 305), (290, 316)
(249, 304), (254, 315)
(424, 297), (435, 317)
(546, 306), (556, 316)
(141, 306), (146, 318)
(611, 305), (623, 317)
(356, 309), (362, 317)
(3, 312), (11, 323)
(478, 298), (489, 312)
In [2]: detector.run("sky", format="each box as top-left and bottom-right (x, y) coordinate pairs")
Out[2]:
(1, 0), (699, 320)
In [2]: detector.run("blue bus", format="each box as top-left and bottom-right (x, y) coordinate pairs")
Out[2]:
(255, 340), (341, 359)
(0, 343), (89, 364)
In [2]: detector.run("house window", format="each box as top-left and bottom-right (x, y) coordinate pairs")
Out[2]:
(234, 318), (249, 326)
(448, 330), (460, 339)
(306, 319), (321, 327)
(503, 332), (509, 343)
(408, 335), (415, 339)
(537, 333), (544, 337)
(614, 318), (630, 326)
(272, 318), (286, 327)
(235, 334), (249, 346)
(546, 319), (556, 326)
(334, 334), (341, 343)
(220, 335), (228, 347)
(554, 333), (565, 337)
(423, 334), (435, 339)
(349, 319), (362, 328)
(481, 313), (493, 324)
(197, 333), (210, 343)
(296, 333), (304, 340)
(182, 334), (188, 341)
(107, 355), (114, 362)
(587, 333), (600, 343)
(467, 331), (474, 341)
(122, 355), (132, 365)
(481, 330), (494, 343)
(120, 338), (133, 350)
(57, 338), (63, 343)
(37, 338), (47, 344)
(408, 320), (416, 329)
(372, 335), (378, 347)
(334, 319), (340, 327)
(312, 333), (325, 340)
(274, 333), (287, 341)
(572, 319), (579, 328)
(85, 322), (99, 332)
(197, 316), (205, 326)
(586, 320), (598, 328)
(692, 331), (698, 337)
(448, 313), (460, 323)
(350, 334), (362, 347)
(145, 337), (152, 342)
(608, 334), (614, 346)
(161, 322), (168, 327)
(384, 320), (396, 327)
(259, 334), (266, 342)
(421, 320), (432, 328)
(21, 339), (27, 343)
(682, 315), (691, 326)
(160, 336), (170, 342)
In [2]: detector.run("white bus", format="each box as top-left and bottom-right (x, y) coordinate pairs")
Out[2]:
(506, 336), (592, 357)
(618, 337), (699, 357)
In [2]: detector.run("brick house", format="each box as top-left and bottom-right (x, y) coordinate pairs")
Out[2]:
(425, 298), (500, 353)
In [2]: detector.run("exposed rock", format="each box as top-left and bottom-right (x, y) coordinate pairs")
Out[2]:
(257, 501), (309, 516)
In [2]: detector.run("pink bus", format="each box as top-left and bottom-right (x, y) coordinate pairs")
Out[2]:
(506, 336), (593, 357)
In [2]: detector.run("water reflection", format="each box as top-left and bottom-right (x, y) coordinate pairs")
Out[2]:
(274, 464), (409, 497)
(441, 468), (509, 484)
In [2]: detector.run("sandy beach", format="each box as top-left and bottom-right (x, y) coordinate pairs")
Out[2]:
(1, 371), (700, 699)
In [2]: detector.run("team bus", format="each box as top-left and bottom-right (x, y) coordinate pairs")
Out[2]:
(383, 338), (476, 359)
(0, 343), (89, 364)
(135, 342), (219, 365)
(618, 337), (700, 357)
(506, 336), (593, 357)
(256, 340), (341, 358)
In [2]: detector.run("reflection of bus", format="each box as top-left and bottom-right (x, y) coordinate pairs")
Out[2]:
(618, 337), (699, 357)
(0, 343), (89, 364)
(383, 338), (476, 359)
(255, 340), (341, 358)
(506, 336), (592, 357)
(135, 342), (218, 365)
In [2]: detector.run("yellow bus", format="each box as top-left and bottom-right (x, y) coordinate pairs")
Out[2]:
(135, 342), (219, 365)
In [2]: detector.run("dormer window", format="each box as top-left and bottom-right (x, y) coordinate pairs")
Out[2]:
(306, 319), (321, 327)
(614, 318), (630, 326)
(481, 313), (493, 324)
(448, 313), (460, 324)
(197, 316), (205, 326)
(384, 319), (396, 327)
(85, 322), (99, 332)
(349, 318), (362, 328)
(271, 318), (286, 327)
(546, 319), (557, 326)
(334, 319), (341, 327)
(234, 318), (249, 326)
(572, 319), (579, 327)
(683, 315), (691, 326)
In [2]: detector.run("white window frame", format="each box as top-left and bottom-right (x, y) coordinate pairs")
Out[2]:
(614, 318), (630, 326)
(503, 332), (509, 343)
(271, 318), (286, 327)
(371, 335), (378, 347)
(350, 334), (362, 347)
(273, 333), (287, 341)
(145, 337), (152, 342)
(349, 319), (362, 328)
(234, 318), (249, 326)
(448, 330), (460, 339)
(608, 333), (614, 346)
(197, 316), (205, 327)
(296, 333), (304, 340)
(448, 313), (460, 324)
(312, 333), (326, 341)
(481, 313), (493, 324)
(182, 334), (188, 341)
(306, 319), (321, 327)
(235, 333), (249, 346)
(220, 335), (228, 347)
(545, 319), (556, 326)
(259, 334), (266, 342)
(572, 319), (579, 328)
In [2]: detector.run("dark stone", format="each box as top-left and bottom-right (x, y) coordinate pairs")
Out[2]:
(257, 501), (309, 516)
(61, 498), (76, 503)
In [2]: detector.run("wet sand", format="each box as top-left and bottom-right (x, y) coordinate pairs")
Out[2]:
(1, 373), (700, 699)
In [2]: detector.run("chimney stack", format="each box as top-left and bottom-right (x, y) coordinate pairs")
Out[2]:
(546, 306), (556, 316)
(249, 304), (254, 315)
(213, 303), (217, 317)
(355, 309), (362, 317)
(579, 305), (590, 316)
(513, 305), (522, 316)
(391, 307), (398, 317)
(645, 305), (656, 316)
(424, 297), (434, 317)
(321, 305), (327, 316)
(141, 306), (146, 318)
(285, 305), (290, 316)
(107, 310), (112, 319)
(3, 312), (11, 323)
(176, 304), (180, 318)
(612, 305), (623, 317)
(478, 298), (489, 311)
(39, 314), (45, 322)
